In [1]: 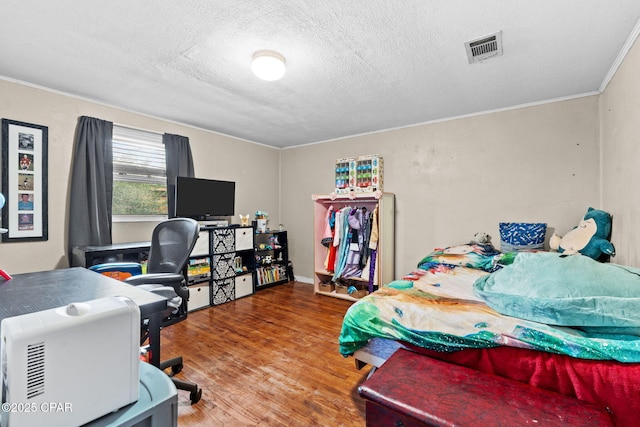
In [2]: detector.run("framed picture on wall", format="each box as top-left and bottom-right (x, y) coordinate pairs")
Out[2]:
(1, 119), (48, 242)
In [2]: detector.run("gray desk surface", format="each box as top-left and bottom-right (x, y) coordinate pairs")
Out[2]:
(0, 267), (165, 320)
(0, 267), (167, 366)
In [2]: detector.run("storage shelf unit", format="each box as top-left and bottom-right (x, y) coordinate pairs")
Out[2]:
(186, 225), (255, 312)
(312, 192), (395, 301)
(254, 230), (290, 290)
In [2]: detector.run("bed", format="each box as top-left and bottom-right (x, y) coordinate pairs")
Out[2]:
(339, 244), (640, 426)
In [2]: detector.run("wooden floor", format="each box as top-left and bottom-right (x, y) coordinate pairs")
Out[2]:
(160, 281), (372, 426)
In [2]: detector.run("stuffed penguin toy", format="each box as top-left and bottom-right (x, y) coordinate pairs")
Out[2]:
(549, 207), (615, 260)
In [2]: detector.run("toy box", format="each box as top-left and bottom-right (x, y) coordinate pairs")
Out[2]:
(319, 282), (336, 293)
(334, 157), (351, 194)
(354, 154), (383, 193)
(334, 154), (383, 194)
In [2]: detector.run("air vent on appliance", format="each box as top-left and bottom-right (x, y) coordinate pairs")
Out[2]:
(465, 31), (503, 64)
(26, 342), (45, 398)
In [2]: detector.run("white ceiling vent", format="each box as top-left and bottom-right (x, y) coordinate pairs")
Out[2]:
(465, 31), (503, 64)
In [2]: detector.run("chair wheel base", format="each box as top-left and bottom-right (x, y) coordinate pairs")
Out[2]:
(171, 363), (183, 375)
(190, 387), (202, 405)
(160, 356), (184, 377)
(171, 377), (202, 405)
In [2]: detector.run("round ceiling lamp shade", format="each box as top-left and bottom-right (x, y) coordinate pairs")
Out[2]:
(252, 50), (286, 81)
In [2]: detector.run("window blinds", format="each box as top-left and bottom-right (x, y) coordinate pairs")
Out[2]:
(112, 125), (165, 184)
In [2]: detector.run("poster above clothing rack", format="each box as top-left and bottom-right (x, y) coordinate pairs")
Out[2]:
(334, 154), (383, 195)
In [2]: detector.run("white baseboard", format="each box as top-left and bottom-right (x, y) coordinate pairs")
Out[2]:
(295, 276), (314, 284)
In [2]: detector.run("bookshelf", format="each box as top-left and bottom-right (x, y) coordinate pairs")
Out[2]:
(186, 225), (255, 311)
(254, 230), (290, 289)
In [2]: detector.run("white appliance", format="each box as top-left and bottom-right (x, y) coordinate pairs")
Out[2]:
(1, 296), (140, 427)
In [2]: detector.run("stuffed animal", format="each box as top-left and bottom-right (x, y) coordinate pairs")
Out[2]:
(472, 232), (492, 245)
(549, 207), (615, 260)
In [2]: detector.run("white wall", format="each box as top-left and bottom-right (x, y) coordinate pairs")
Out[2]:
(601, 35), (640, 267)
(0, 80), (281, 274)
(281, 96), (602, 279)
(5, 36), (639, 278)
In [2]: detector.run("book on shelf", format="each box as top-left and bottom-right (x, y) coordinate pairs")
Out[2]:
(257, 265), (289, 285)
(187, 257), (211, 281)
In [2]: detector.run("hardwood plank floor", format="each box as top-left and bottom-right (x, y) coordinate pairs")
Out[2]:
(160, 281), (372, 426)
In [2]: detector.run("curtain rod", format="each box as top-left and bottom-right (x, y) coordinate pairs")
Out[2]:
(113, 122), (164, 136)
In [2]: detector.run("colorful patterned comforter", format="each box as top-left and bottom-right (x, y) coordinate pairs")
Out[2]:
(338, 264), (640, 362)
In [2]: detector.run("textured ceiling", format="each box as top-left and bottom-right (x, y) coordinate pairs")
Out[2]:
(1, 1), (640, 148)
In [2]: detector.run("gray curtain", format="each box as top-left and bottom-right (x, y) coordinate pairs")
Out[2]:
(164, 133), (195, 218)
(68, 116), (113, 265)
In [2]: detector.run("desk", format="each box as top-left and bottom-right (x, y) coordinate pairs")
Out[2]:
(71, 241), (151, 267)
(0, 267), (166, 367)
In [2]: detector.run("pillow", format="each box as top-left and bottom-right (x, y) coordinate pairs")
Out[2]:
(499, 222), (546, 252)
(473, 251), (640, 327)
(417, 244), (500, 272)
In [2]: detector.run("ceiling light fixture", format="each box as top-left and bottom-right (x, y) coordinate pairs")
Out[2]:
(251, 50), (286, 81)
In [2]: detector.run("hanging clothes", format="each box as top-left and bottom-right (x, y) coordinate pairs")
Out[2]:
(332, 207), (352, 281)
(323, 207), (337, 271)
(327, 209), (343, 272)
(360, 209), (373, 281)
(363, 205), (380, 291)
(321, 205), (334, 247)
(341, 208), (365, 278)
(359, 208), (372, 269)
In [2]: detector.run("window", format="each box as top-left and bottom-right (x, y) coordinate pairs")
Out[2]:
(112, 125), (167, 219)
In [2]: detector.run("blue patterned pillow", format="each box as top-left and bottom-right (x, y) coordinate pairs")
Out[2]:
(499, 222), (546, 252)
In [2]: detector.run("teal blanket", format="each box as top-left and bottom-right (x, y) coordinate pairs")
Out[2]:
(474, 252), (640, 330)
(339, 262), (640, 362)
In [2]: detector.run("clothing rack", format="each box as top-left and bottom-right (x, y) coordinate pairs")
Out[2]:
(312, 193), (395, 301)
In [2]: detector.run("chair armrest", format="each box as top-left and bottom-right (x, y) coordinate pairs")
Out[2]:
(137, 285), (183, 309)
(125, 273), (185, 287)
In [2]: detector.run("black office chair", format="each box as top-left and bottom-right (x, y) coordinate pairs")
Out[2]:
(93, 217), (202, 404)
